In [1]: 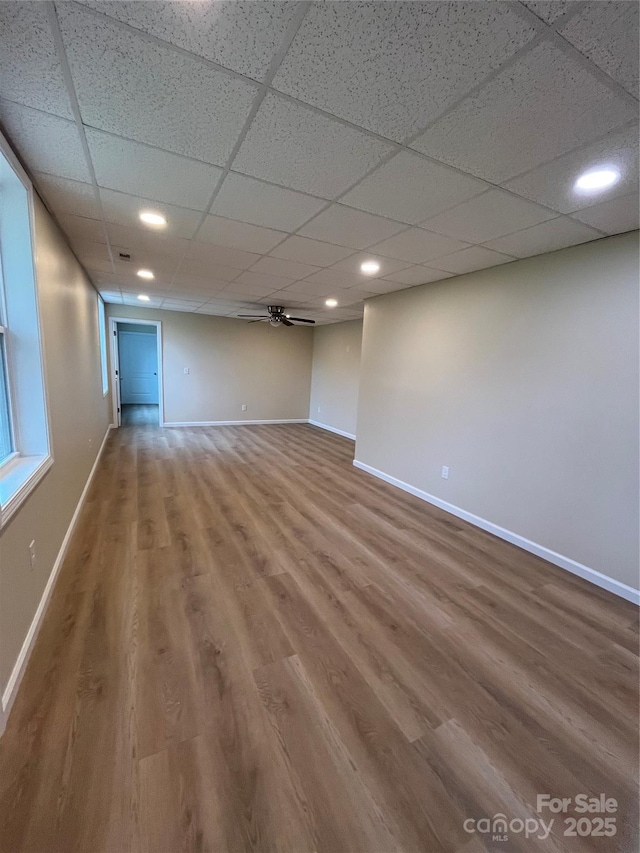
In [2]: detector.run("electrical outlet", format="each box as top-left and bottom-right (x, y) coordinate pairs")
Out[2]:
(29, 540), (36, 569)
(184, 367), (190, 375)
(241, 404), (247, 412)
(441, 466), (449, 480)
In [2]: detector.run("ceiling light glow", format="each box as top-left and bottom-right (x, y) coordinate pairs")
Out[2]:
(139, 210), (167, 227)
(325, 298), (338, 308)
(574, 167), (620, 193)
(360, 260), (380, 275)
(136, 269), (154, 279)
(137, 294), (150, 302)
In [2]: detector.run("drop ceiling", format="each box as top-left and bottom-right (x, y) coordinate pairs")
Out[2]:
(0, 0), (637, 324)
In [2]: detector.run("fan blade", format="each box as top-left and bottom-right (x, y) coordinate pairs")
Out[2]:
(238, 314), (269, 318)
(282, 319), (293, 326)
(248, 318), (267, 323)
(288, 317), (315, 324)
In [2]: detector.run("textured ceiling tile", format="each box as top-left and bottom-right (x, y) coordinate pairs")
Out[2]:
(430, 246), (516, 274)
(270, 235), (354, 266)
(34, 173), (100, 220)
(249, 256), (321, 280)
(370, 228), (469, 264)
(329, 251), (412, 278)
(560, 2), (639, 96)
(520, 2), (573, 24)
(211, 172), (326, 232)
(77, 0), (298, 81)
(421, 189), (556, 243)
(300, 269), (370, 290)
(298, 204), (406, 249)
(341, 150), (488, 224)
(272, 1), (536, 141)
(186, 242), (260, 272)
(282, 278), (342, 296)
(380, 265), (454, 286)
(99, 189), (201, 238)
(196, 215), (285, 254)
(58, 4), (258, 164)
(411, 41), (636, 183)
(59, 212), (106, 244)
(86, 129), (222, 210)
(505, 124), (639, 213)
(0, 101), (90, 181)
(105, 222), (187, 258)
(483, 218), (602, 258)
(234, 271), (295, 292)
(232, 92), (394, 198)
(571, 194), (639, 235)
(0, 2), (73, 118)
(71, 239), (113, 273)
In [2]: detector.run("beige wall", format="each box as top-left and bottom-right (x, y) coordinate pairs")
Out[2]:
(0, 196), (111, 702)
(105, 304), (313, 424)
(356, 232), (639, 591)
(309, 320), (362, 438)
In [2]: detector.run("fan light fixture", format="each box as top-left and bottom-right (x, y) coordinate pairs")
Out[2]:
(325, 298), (338, 307)
(360, 260), (380, 275)
(137, 294), (150, 302)
(139, 210), (167, 228)
(137, 269), (154, 279)
(574, 167), (620, 193)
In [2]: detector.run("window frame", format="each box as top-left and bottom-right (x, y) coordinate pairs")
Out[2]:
(0, 130), (53, 528)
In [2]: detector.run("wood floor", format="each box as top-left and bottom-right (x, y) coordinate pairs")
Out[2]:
(0, 422), (637, 853)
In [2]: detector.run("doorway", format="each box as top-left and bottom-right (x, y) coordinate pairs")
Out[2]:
(110, 318), (163, 427)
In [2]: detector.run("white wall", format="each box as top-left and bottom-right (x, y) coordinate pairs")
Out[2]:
(355, 232), (639, 593)
(0, 196), (111, 712)
(309, 320), (362, 438)
(106, 304), (313, 425)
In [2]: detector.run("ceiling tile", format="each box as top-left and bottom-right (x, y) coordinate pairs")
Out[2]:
(249, 256), (321, 280)
(430, 246), (516, 274)
(411, 41), (636, 183)
(272, 1), (536, 141)
(505, 124), (639, 213)
(484, 217), (603, 258)
(520, 2), (572, 25)
(186, 242), (260, 272)
(341, 150), (488, 224)
(357, 278), (418, 294)
(0, 2), (73, 118)
(282, 279), (339, 297)
(0, 101), (90, 182)
(77, 0), (298, 81)
(58, 4), (258, 165)
(98, 290), (123, 304)
(421, 189), (556, 243)
(160, 298), (206, 311)
(270, 235), (353, 267)
(298, 204), (406, 249)
(59, 213), (106, 244)
(220, 283), (275, 300)
(381, 265), (455, 286)
(267, 290), (314, 306)
(232, 92), (394, 198)
(86, 129), (222, 210)
(291, 270), (363, 291)
(99, 189), (201, 238)
(105, 223), (186, 258)
(233, 271), (294, 292)
(369, 228), (469, 264)
(211, 172), (326, 232)
(71, 239), (114, 273)
(560, 2), (639, 96)
(570, 194), (639, 235)
(330, 252), (412, 279)
(34, 173), (100, 220)
(196, 215), (285, 254)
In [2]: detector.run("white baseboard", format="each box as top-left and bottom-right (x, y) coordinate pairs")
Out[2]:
(353, 459), (639, 606)
(308, 420), (356, 440)
(164, 418), (308, 427)
(0, 424), (114, 737)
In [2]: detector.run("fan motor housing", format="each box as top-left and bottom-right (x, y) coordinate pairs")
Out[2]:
(268, 306), (285, 316)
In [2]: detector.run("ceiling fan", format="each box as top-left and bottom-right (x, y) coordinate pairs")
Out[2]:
(238, 305), (316, 327)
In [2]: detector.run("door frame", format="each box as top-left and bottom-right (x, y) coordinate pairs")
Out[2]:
(109, 317), (164, 427)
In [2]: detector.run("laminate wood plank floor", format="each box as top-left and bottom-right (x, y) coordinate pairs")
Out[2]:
(0, 423), (637, 853)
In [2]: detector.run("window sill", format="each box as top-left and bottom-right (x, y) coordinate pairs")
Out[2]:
(0, 454), (53, 529)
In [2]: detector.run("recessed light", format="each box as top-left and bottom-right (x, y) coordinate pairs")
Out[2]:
(137, 269), (154, 279)
(137, 294), (150, 302)
(325, 298), (338, 308)
(139, 210), (167, 228)
(360, 260), (380, 275)
(574, 167), (620, 193)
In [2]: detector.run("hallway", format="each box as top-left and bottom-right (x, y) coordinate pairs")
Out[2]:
(0, 422), (637, 852)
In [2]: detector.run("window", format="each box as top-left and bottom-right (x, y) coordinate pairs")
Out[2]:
(0, 131), (52, 527)
(98, 296), (108, 396)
